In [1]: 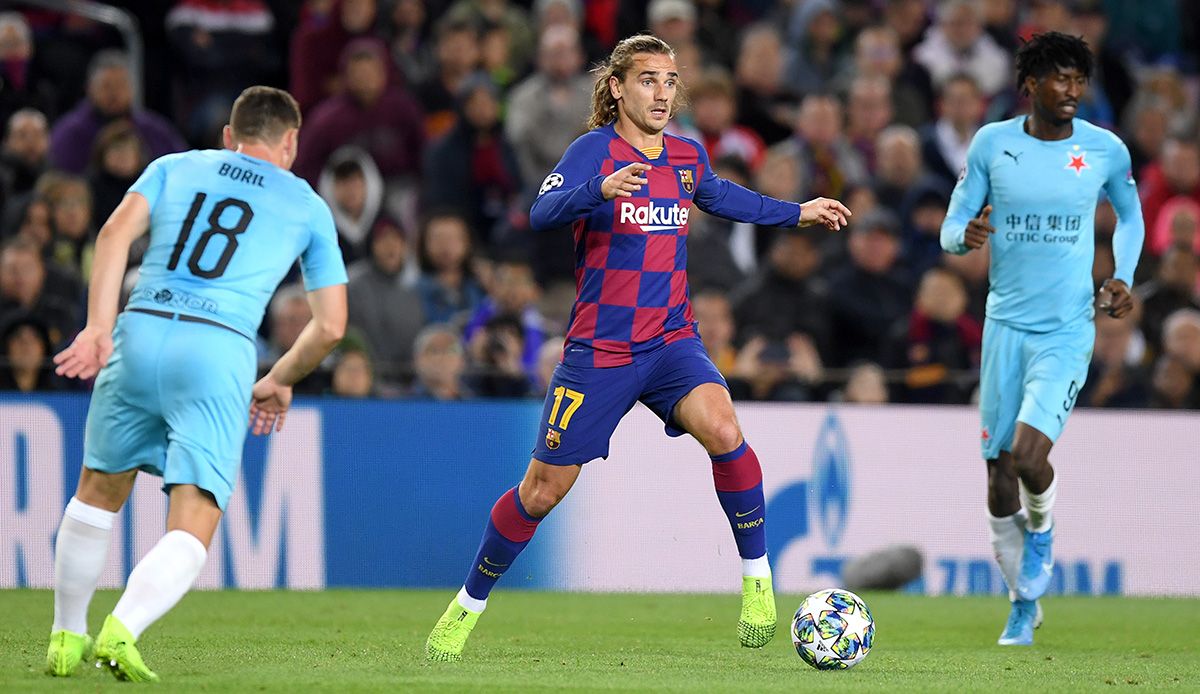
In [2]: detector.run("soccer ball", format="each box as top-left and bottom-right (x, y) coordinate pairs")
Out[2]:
(791, 588), (875, 670)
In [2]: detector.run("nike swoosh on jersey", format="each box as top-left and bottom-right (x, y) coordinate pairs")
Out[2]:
(735, 506), (762, 518)
(483, 557), (509, 567)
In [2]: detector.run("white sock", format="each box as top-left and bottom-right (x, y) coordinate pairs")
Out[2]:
(456, 586), (487, 613)
(741, 554), (771, 578)
(1020, 473), (1057, 534)
(112, 530), (207, 640)
(53, 497), (117, 634)
(988, 510), (1026, 602)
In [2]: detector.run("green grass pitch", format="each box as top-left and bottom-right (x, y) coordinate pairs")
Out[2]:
(2, 589), (1198, 692)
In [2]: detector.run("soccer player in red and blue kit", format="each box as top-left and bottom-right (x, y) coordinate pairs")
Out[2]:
(426, 35), (851, 661)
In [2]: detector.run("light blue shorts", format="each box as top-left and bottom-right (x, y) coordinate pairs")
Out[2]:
(83, 310), (256, 510)
(979, 317), (1094, 460)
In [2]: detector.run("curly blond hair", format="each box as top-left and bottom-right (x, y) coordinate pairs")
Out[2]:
(587, 35), (687, 130)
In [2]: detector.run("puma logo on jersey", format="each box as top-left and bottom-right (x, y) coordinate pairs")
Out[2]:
(1002, 150), (1023, 165)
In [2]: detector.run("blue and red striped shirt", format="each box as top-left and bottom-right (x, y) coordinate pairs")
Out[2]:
(530, 123), (802, 367)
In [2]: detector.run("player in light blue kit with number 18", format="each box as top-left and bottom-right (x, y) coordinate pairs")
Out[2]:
(45, 87), (348, 681)
(941, 32), (1143, 646)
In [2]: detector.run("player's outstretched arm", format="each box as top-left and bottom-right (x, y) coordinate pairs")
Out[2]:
(53, 193), (150, 380)
(250, 284), (346, 434)
(798, 197), (852, 231)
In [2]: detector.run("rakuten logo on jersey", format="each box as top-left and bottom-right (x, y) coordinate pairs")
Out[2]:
(617, 201), (690, 232)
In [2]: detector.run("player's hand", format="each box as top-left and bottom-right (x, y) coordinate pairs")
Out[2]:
(965, 205), (994, 250)
(249, 374), (293, 435)
(1096, 278), (1133, 319)
(52, 325), (113, 380)
(601, 162), (651, 200)
(799, 197), (851, 231)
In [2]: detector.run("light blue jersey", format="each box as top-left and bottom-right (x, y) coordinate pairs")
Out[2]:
(941, 116), (1144, 332)
(84, 149), (347, 510)
(126, 149), (347, 338)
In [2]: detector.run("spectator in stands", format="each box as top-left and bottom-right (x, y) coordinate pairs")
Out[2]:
(416, 18), (481, 141)
(683, 68), (765, 172)
(845, 75), (893, 171)
(295, 39), (424, 191)
(387, 0), (435, 85)
(467, 313), (534, 397)
(1150, 354), (1198, 409)
(899, 178), (953, 275)
(463, 253), (546, 377)
(731, 228), (831, 358)
(786, 0), (847, 96)
(837, 25), (932, 128)
(416, 210), (484, 325)
(87, 120), (147, 226)
(883, 0), (929, 53)
(733, 24), (795, 146)
(505, 25), (591, 195)
(348, 217), (425, 381)
(1123, 95), (1172, 177)
(1149, 198), (1200, 257)
(445, 0), (534, 78)
(48, 51), (186, 175)
(410, 323), (470, 399)
(0, 312), (61, 391)
(828, 209), (913, 367)
(1069, 0), (1134, 130)
(770, 93), (867, 203)
(166, 0), (280, 145)
(0, 13), (56, 128)
(0, 236), (77, 346)
(872, 124), (923, 212)
(1140, 136), (1200, 243)
(423, 75), (520, 243)
(691, 290), (738, 376)
(913, 0), (1010, 99)
(920, 73), (986, 189)
(885, 266), (981, 403)
(318, 146), (385, 261)
(1080, 308), (1150, 409)
(290, 0), (380, 113)
(1153, 309), (1200, 408)
(45, 174), (95, 281)
(330, 345), (375, 397)
(727, 332), (823, 402)
(647, 0), (697, 51)
(0, 108), (48, 206)
(840, 361), (890, 404)
(982, 0), (1019, 50)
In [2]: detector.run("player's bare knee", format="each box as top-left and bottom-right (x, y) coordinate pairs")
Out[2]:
(701, 417), (743, 456)
(1009, 444), (1045, 478)
(523, 486), (565, 518)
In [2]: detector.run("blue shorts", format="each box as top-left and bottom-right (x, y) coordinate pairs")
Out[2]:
(979, 317), (1094, 460)
(83, 311), (256, 510)
(532, 336), (727, 466)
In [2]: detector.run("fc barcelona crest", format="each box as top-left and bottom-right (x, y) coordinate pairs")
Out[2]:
(678, 168), (694, 194)
(545, 429), (561, 450)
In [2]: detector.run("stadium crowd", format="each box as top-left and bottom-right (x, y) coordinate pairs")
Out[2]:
(0, 0), (1198, 408)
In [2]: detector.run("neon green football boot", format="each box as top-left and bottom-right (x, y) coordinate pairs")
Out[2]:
(94, 614), (159, 682)
(46, 629), (93, 676)
(738, 575), (777, 648)
(425, 597), (482, 662)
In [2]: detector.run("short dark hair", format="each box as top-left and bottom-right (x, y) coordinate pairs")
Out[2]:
(229, 86), (301, 144)
(1015, 31), (1093, 94)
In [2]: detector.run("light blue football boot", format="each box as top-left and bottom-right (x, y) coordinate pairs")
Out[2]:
(1016, 526), (1054, 601)
(997, 599), (1043, 646)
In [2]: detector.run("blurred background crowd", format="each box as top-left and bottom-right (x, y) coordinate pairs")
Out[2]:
(0, 0), (1198, 408)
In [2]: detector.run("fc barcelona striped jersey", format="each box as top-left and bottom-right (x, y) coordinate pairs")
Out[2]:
(530, 123), (802, 367)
